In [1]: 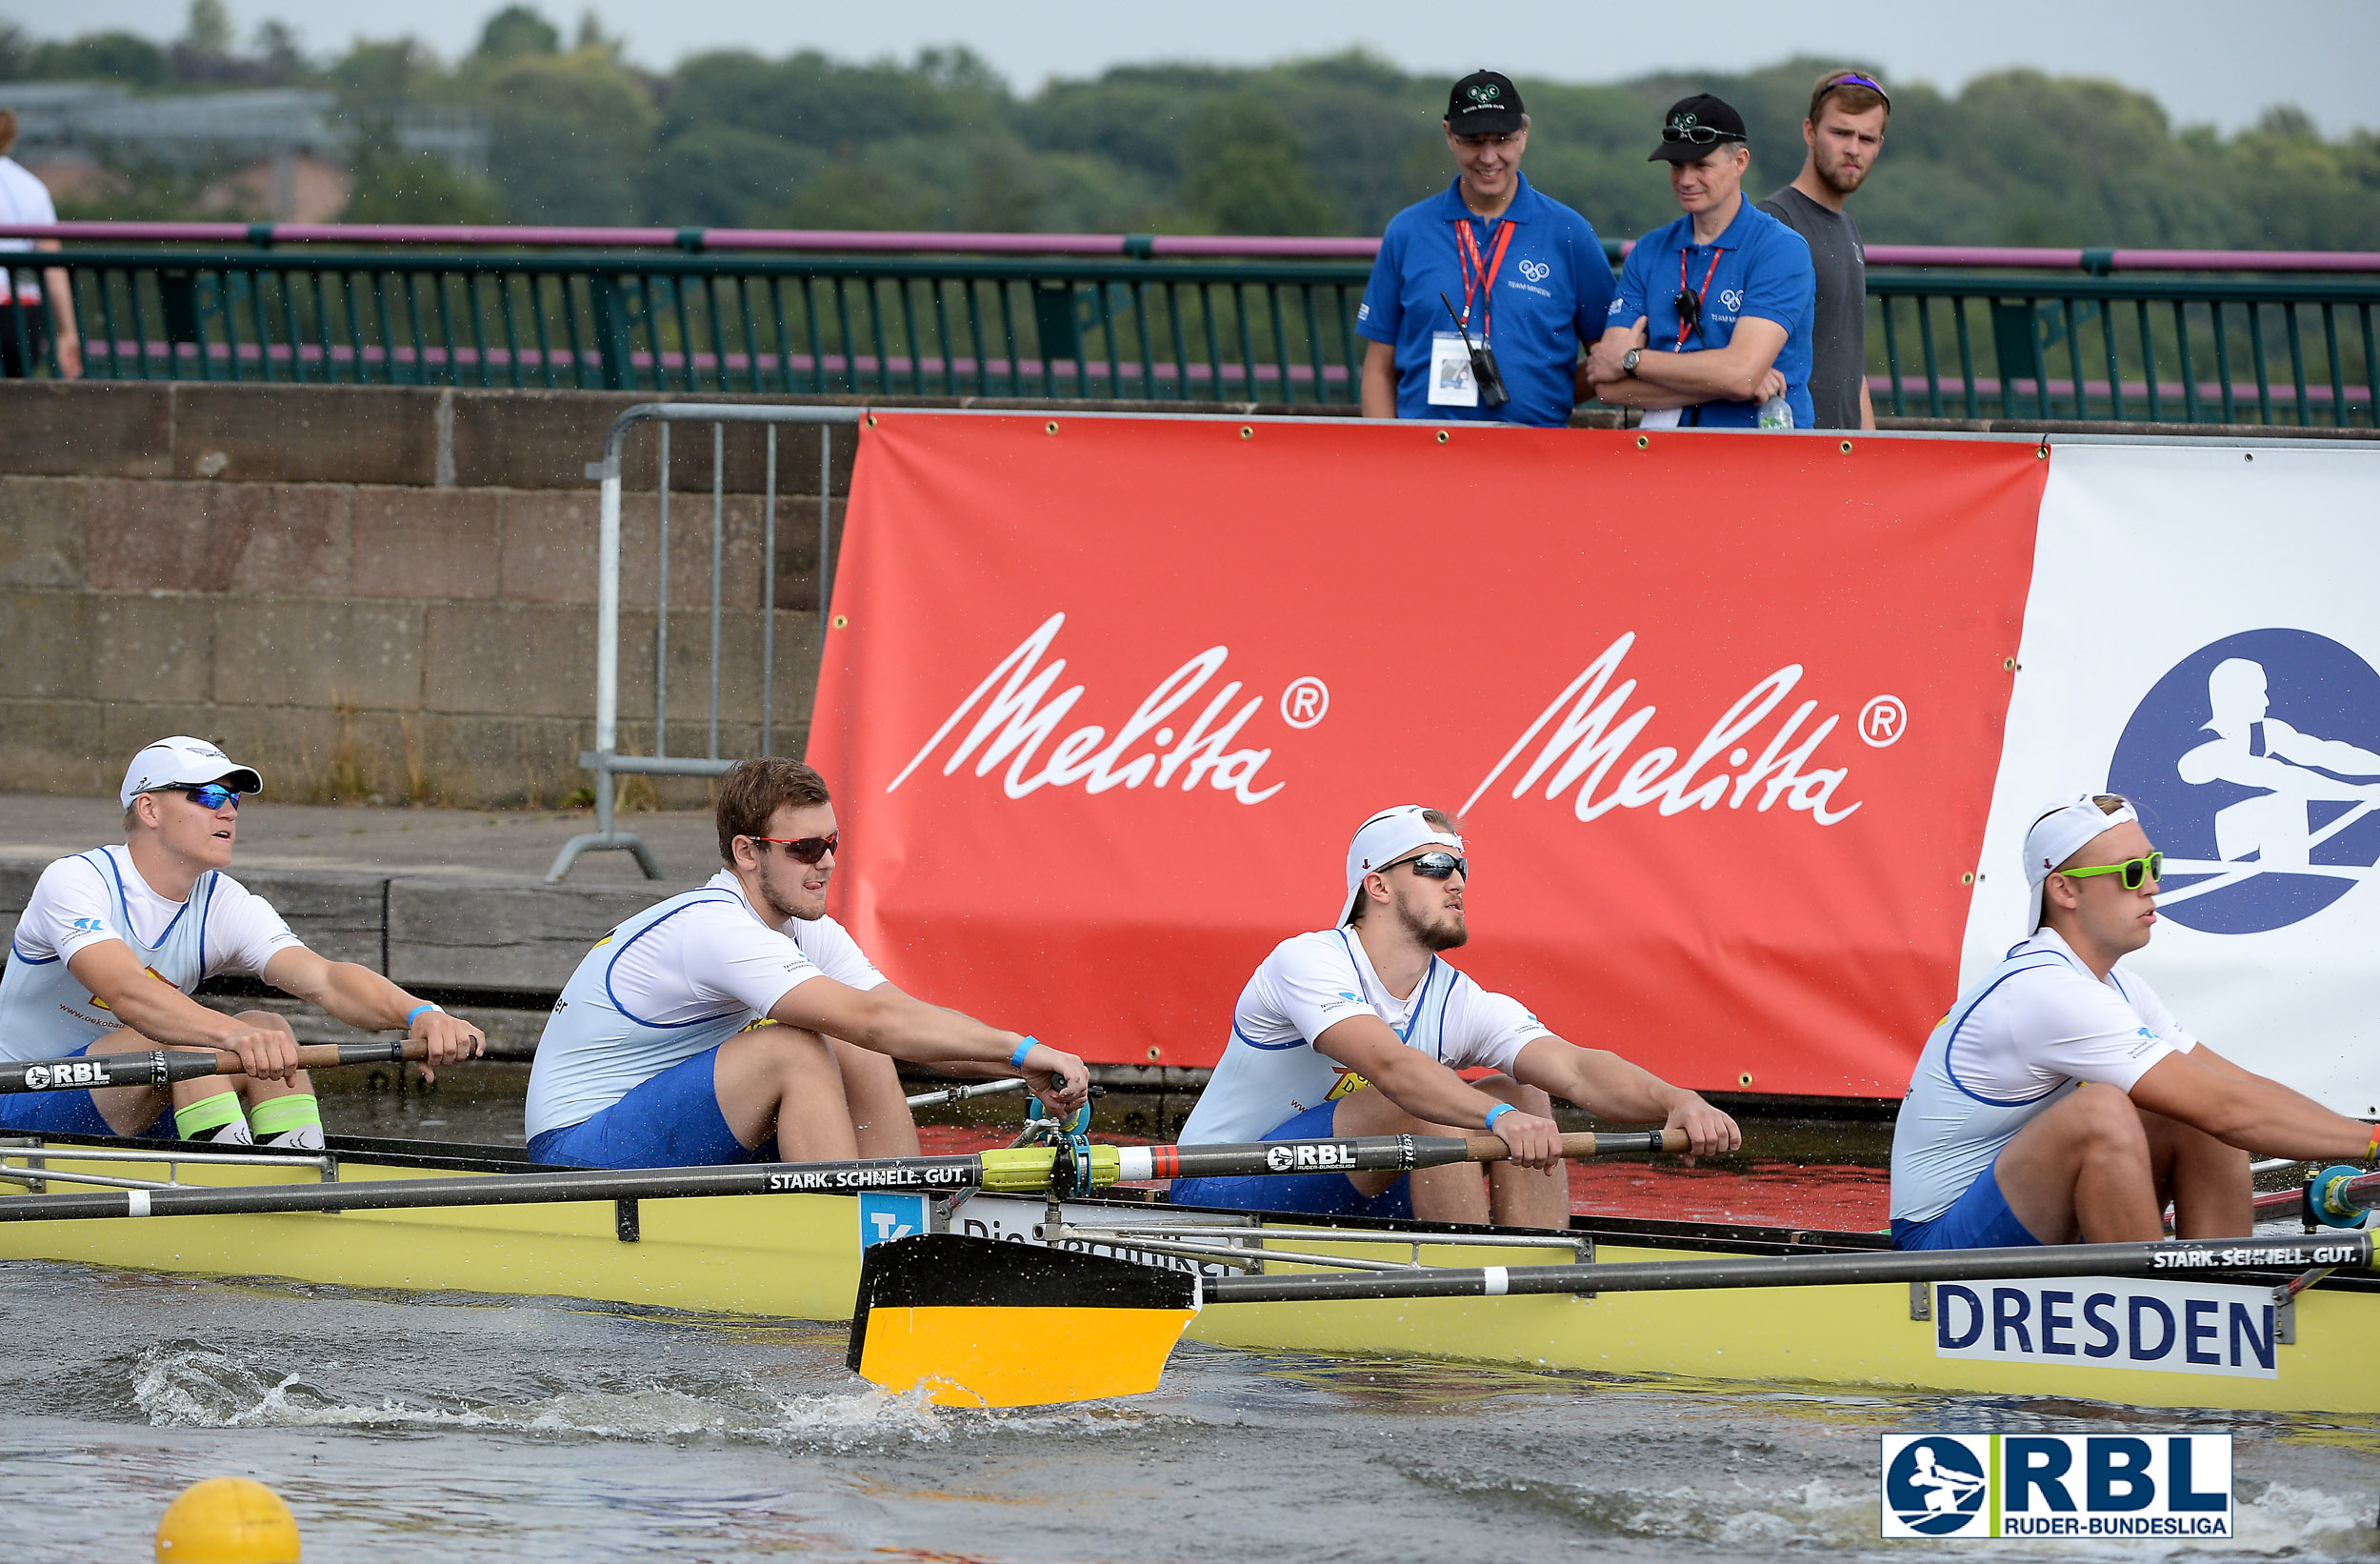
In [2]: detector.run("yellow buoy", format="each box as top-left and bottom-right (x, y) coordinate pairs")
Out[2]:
(155, 1476), (301, 1563)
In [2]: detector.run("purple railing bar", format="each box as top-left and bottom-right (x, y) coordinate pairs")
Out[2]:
(10, 221), (2380, 272)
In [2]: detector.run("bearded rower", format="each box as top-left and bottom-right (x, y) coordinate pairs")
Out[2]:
(0, 737), (485, 1146)
(525, 757), (1089, 1169)
(1890, 792), (2379, 1250)
(1172, 805), (1738, 1224)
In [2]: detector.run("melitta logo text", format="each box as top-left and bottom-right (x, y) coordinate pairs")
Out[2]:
(21, 1060), (112, 1091)
(889, 612), (1288, 805)
(1264, 1142), (1355, 1172)
(1462, 632), (1864, 825)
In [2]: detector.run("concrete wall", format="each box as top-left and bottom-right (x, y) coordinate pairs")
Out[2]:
(0, 382), (855, 807)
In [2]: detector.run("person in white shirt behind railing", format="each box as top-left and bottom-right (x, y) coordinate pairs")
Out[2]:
(0, 108), (82, 380)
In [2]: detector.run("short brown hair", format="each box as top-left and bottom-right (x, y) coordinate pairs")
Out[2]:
(0, 110), (16, 158)
(715, 757), (831, 862)
(1809, 70), (1888, 125)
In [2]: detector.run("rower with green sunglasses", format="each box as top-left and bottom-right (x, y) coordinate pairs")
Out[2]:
(0, 736), (486, 1147)
(1173, 804), (1738, 1226)
(1890, 792), (2379, 1252)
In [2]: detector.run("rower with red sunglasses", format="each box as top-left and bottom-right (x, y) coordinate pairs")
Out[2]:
(525, 756), (1088, 1170)
(0, 736), (486, 1147)
(1172, 805), (1738, 1225)
(1890, 792), (2380, 1251)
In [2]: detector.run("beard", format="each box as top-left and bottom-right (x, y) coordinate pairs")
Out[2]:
(1396, 896), (1470, 952)
(1816, 154), (1869, 198)
(755, 864), (827, 926)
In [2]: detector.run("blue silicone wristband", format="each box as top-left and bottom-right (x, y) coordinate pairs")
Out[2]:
(1010, 1038), (1037, 1071)
(404, 1003), (439, 1029)
(1483, 1102), (1514, 1132)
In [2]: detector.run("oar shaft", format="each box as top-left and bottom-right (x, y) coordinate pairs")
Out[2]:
(1205, 1231), (2376, 1305)
(1469, 1129), (1688, 1162)
(903, 1077), (1029, 1110)
(0, 1039), (426, 1095)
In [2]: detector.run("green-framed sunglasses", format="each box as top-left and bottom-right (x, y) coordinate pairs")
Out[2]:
(2058, 852), (2163, 891)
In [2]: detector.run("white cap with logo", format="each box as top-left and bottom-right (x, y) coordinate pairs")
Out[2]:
(120, 736), (265, 810)
(1341, 805), (1466, 925)
(2023, 791), (2140, 933)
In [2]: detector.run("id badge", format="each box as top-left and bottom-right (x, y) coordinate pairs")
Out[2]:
(1428, 331), (1478, 407)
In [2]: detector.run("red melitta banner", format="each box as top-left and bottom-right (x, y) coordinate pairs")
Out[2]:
(810, 413), (2047, 1096)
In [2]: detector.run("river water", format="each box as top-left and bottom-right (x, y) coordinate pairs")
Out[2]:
(3, 1077), (2375, 1562)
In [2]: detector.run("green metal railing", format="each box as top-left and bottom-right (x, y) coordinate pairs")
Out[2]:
(14, 239), (2380, 426)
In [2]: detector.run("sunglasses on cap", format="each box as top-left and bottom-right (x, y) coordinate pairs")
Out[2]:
(1661, 123), (1745, 147)
(1402, 851), (1469, 881)
(179, 784), (241, 811)
(2058, 852), (2163, 892)
(747, 832), (838, 865)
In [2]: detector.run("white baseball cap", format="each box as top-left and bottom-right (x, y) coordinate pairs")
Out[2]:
(120, 736), (264, 810)
(2023, 791), (2141, 933)
(1341, 805), (1466, 925)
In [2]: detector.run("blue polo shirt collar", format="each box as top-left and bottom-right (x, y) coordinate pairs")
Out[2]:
(1431, 171), (1543, 229)
(1675, 192), (1759, 252)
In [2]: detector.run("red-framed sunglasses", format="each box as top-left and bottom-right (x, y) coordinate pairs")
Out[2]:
(746, 832), (838, 864)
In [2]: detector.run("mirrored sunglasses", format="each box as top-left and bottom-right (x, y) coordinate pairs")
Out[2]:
(1405, 851), (1469, 881)
(182, 784), (241, 811)
(2059, 852), (2163, 891)
(749, 832), (838, 865)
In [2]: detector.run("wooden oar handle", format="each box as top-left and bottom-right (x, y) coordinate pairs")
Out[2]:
(1464, 1127), (1690, 1162)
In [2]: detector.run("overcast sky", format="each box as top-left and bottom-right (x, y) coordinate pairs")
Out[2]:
(12, 0), (2378, 136)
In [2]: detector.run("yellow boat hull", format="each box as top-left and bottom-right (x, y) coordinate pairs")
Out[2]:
(3, 1144), (2370, 1414)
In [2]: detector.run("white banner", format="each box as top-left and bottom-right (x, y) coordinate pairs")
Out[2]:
(1968, 442), (2380, 1113)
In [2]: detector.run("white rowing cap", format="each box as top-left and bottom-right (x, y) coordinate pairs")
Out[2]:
(120, 736), (264, 810)
(1341, 805), (1465, 925)
(2023, 791), (2140, 932)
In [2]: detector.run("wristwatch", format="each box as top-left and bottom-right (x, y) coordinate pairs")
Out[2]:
(1621, 348), (1641, 377)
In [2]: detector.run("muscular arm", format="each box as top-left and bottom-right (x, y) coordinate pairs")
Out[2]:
(2267, 723), (2380, 778)
(1582, 322), (1697, 409)
(64, 939), (297, 1079)
(1626, 315), (1791, 404)
(1360, 339), (1397, 418)
(770, 978), (1088, 1109)
(261, 946), (485, 1073)
(1510, 1035), (1740, 1156)
(2128, 1044), (2373, 1160)
(1314, 1013), (1513, 1129)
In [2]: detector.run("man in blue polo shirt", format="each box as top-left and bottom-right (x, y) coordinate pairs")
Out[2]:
(1357, 70), (1615, 430)
(1581, 94), (1815, 430)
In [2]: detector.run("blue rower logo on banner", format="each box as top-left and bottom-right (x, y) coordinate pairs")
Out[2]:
(2109, 629), (2380, 934)
(1883, 1435), (1990, 1534)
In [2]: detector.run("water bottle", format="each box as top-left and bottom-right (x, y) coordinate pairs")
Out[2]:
(1757, 395), (1794, 431)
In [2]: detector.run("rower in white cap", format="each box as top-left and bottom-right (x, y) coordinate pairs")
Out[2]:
(0, 737), (484, 1147)
(1173, 804), (1738, 1225)
(1890, 792), (2378, 1250)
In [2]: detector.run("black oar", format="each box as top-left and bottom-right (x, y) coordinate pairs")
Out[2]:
(847, 1229), (2377, 1408)
(0, 1039), (435, 1095)
(0, 1128), (1684, 1224)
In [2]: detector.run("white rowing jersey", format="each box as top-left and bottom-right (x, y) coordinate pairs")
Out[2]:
(1177, 927), (1553, 1144)
(0, 846), (303, 1062)
(524, 871), (888, 1139)
(1890, 927), (2194, 1225)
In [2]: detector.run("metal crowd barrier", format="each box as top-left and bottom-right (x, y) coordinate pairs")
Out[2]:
(6, 224), (2379, 426)
(545, 402), (862, 882)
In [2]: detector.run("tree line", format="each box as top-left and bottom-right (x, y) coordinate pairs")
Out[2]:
(7, 3), (2377, 249)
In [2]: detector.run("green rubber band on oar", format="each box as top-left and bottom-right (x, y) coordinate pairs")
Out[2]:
(171, 1092), (247, 1139)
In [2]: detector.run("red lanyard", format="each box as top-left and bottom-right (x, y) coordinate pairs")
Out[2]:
(1675, 248), (1726, 351)
(1454, 218), (1516, 344)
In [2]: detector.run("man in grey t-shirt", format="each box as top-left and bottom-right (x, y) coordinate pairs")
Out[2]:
(1757, 70), (1888, 430)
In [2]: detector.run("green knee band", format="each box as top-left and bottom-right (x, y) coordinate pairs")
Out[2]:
(173, 1093), (248, 1139)
(248, 1093), (322, 1137)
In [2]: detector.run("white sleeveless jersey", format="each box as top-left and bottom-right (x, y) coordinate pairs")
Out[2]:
(1890, 928), (2193, 1224)
(1177, 927), (1551, 1144)
(525, 873), (882, 1140)
(0, 847), (300, 1062)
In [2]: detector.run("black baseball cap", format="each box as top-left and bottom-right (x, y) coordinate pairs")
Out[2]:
(1447, 70), (1527, 136)
(1650, 93), (1748, 162)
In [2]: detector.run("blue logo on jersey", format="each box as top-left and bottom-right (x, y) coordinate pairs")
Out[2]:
(2108, 630), (2380, 934)
(69, 918), (107, 933)
(1884, 1437), (1989, 1534)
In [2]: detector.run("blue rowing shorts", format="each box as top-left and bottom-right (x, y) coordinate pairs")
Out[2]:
(1891, 1156), (2042, 1251)
(527, 1045), (761, 1169)
(1170, 1098), (1415, 1219)
(0, 1040), (172, 1138)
